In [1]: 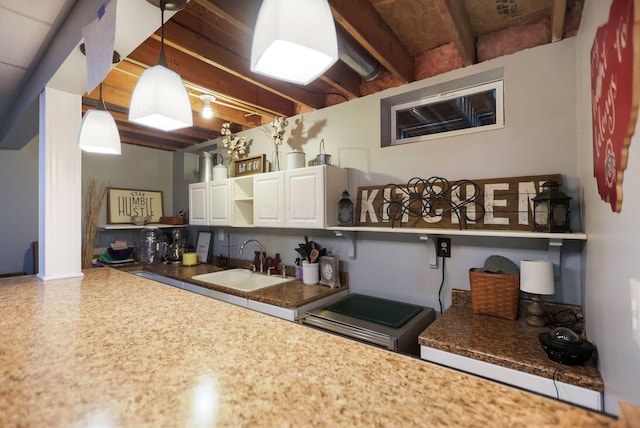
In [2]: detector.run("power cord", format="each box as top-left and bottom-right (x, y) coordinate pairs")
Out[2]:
(552, 359), (564, 399)
(545, 307), (580, 329)
(438, 255), (446, 314)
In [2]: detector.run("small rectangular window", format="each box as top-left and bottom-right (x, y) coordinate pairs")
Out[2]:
(380, 69), (505, 147)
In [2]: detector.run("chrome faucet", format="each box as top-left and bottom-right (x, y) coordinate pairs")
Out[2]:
(240, 239), (266, 273)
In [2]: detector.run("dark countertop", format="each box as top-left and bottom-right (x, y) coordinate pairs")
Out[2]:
(118, 262), (348, 309)
(418, 289), (604, 392)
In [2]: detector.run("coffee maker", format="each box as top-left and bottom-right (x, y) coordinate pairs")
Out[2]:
(166, 228), (186, 264)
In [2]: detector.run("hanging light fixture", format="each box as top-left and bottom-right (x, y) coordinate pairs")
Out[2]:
(200, 94), (215, 119)
(78, 83), (122, 155)
(250, 0), (338, 85)
(129, 0), (193, 131)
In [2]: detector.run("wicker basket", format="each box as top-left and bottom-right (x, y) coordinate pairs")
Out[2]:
(469, 268), (520, 320)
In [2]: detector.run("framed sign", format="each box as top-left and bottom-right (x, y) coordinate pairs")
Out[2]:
(233, 154), (266, 177)
(107, 188), (164, 224)
(196, 231), (212, 263)
(590, 0), (640, 212)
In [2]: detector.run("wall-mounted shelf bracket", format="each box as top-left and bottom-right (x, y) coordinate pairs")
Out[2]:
(333, 231), (356, 260)
(548, 238), (563, 279)
(419, 234), (439, 269)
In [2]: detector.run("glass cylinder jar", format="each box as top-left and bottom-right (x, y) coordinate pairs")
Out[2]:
(138, 229), (165, 264)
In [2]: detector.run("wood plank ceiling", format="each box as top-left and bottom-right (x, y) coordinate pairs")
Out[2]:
(83, 0), (583, 151)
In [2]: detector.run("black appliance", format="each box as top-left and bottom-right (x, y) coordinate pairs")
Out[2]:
(538, 327), (595, 366)
(302, 294), (435, 356)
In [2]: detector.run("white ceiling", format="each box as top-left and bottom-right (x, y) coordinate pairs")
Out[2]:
(0, 0), (178, 150)
(0, 0), (74, 120)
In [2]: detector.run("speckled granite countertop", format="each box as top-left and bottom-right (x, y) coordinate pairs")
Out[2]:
(119, 262), (348, 309)
(418, 290), (604, 392)
(0, 269), (616, 427)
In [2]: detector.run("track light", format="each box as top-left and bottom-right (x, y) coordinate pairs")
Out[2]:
(200, 94), (215, 119)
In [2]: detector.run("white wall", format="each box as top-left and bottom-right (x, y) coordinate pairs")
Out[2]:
(0, 137), (38, 275)
(207, 37), (584, 311)
(577, 0), (640, 414)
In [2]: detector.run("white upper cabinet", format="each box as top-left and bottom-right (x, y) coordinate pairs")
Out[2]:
(254, 165), (348, 229)
(253, 171), (286, 227)
(207, 179), (232, 226)
(188, 182), (208, 226)
(190, 166), (348, 229)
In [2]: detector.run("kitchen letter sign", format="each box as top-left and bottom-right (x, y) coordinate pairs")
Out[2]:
(590, 0), (640, 212)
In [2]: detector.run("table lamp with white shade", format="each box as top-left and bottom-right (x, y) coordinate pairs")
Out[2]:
(520, 260), (555, 326)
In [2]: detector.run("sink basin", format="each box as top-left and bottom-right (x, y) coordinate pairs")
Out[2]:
(191, 269), (291, 292)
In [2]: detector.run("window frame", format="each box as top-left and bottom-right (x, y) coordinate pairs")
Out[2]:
(380, 68), (505, 147)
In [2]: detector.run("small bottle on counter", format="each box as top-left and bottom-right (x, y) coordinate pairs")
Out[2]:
(295, 257), (303, 280)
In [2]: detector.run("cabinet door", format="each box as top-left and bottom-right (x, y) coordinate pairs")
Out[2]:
(253, 171), (285, 227)
(189, 182), (208, 226)
(285, 166), (324, 229)
(207, 180), (231, 226)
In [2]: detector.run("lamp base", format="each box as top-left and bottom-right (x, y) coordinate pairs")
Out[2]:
(525, 295), (547, 327)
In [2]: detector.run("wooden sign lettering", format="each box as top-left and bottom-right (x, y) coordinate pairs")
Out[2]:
(107, 188), (164, 224)
(233, 154), (267, 177)
(355, 174), (562, 231)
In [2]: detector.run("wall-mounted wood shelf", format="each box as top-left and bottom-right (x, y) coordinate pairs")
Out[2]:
(98, 224), (187, 230)
(327, 226), (587, 270)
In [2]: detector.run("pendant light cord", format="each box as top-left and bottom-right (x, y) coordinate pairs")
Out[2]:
(98, 83), (106, 111)
(157, 0), (168, 67)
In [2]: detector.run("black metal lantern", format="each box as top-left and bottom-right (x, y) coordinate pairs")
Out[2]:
(338, 190), (354, 226)
(532, 180), (572, 233)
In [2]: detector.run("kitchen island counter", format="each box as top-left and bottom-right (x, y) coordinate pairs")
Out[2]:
(0, 269), (616, 427)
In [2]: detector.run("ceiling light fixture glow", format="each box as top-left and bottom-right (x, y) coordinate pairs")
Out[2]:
(200, 94), (215, 119)
(78, 83), (122, 155)
(129, 0), (192, 131)
(250, 0), (338, 85)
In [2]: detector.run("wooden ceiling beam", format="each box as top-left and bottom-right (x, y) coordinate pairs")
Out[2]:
(550, 0), (567, 42)
(321, 61), (361, 100)
(119, 134), (191, 151)
(190, 0), (259, 35)
(328, 0), (414, 84)
(432, 0), (476, 66)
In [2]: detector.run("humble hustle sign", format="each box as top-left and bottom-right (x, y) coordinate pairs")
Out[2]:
(355, 174), (562, 231)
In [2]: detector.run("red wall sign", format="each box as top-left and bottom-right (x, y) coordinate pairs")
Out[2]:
(590, 0), (640, 212)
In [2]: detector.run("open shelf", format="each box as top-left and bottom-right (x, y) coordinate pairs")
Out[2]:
(326, 226), (586, 268)
(99, 224), (187, 230)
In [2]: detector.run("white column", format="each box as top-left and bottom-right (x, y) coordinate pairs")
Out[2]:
(38, 87), (83, 280)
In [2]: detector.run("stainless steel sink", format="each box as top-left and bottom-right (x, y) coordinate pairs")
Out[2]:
(191, 269), (291, 292)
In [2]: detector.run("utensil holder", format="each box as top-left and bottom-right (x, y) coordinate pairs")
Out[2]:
(302, 261), (319, 285)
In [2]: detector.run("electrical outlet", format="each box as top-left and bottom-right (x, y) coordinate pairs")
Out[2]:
(437, 238), (451, 258)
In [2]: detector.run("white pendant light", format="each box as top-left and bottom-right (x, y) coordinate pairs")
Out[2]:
(250, 0), (338, 85)
(129, 0), (193, 131)
(78, 84), (122, 155)
(200, 94), (215, 119)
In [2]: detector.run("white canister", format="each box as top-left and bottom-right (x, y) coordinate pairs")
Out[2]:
(287, 151), (305, 169)
(213, 164), (228, 180)
(302, 261), (319, 285)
